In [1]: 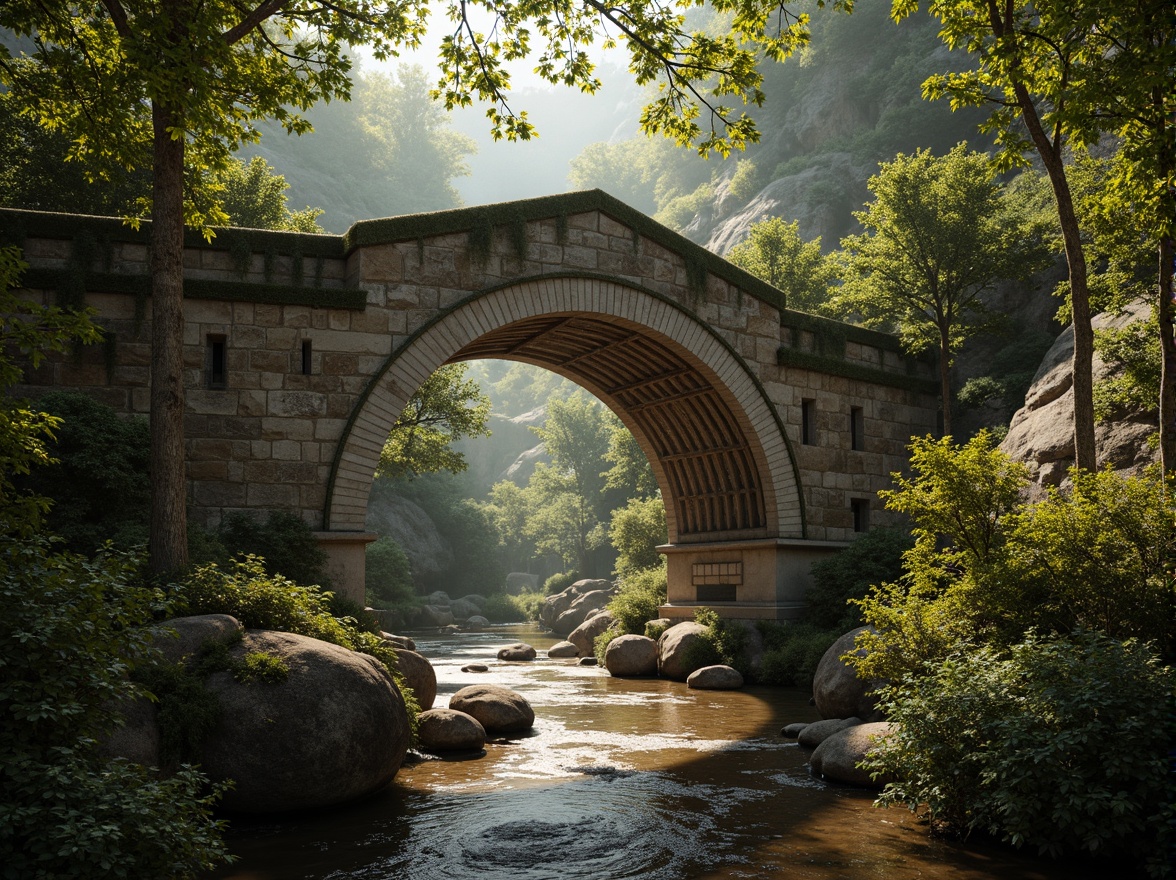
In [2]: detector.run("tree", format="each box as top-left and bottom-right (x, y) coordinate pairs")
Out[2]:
(832, 145), (1044, 435)
(889, 0), (1174, 470)
(0, 0), (833, 573)
(377, 363), (491, 480)
(727, 216), (836, 313)
(213, 156), (323, 233)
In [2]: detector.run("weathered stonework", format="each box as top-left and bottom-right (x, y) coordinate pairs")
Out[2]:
(7, 191), (937, 611)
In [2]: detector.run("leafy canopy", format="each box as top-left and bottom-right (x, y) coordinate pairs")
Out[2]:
(727, 216), (835, 313)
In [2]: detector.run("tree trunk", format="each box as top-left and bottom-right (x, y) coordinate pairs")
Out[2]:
(939, 323), (953, 438)
(1011, 83), (1098, 471)
(148, 99), (189, 573)
(1159, 234), (1175, 474)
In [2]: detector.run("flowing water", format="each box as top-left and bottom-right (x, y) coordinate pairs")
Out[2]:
(210, 625), (1107, 880)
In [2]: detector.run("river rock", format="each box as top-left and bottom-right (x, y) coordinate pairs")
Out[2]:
(604, 634), (659, 677)
(577, 657), (598, 667)
(394, 648), (437, 711)
(416, 605), (455, 628)
(505, 572), (538, 594)
(810, 722), (896, 787)
(200, 629), (410, 813)
(457, 594), (487, 612)
(798, 717), (862, 748)
(568, 609), (616, 657)
(426, 591), (452, 606)
(812, 627), (885, 722)
(449, 684), (535, 733)
(542, 579), (613, 633)
(153, 613), (243, 664)
(381, 632), (416, 651)
(463, 615), (491, 631)
(687, 664), (744, 690)
(417, 709), (487, 753)
(548, 640), (580, 658)
(657, 622), (713, 682)
(780, 722), (809, 738)
(497, 642), (537, 661)
(450, 598), (480, 620)
(462, 663), (489, 673)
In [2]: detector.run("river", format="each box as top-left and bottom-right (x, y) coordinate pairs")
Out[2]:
(209, 624), (1109, 880)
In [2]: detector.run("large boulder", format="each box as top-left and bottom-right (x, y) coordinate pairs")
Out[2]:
(687, 665), (744, 690)
(449, 684), (535, 733)
(541, 579), (613, 633)
(450, 598), (481, 620)
(1002, 301), (1159, 494)
(463, 615), (491, 631)
(810, 722), (896, 787)
(415, 605), (455, 628)
(365, 494), (453, 582)
(417, 709), (487, 753)
(604, 634), (659, 677)
(547, 641), (580, 658)
(393, 648), (437, 711)
(657, 622), (713, 682)
(200, 630), (410, 813)
(812, 627), (885, 722)
(505, 572), (538, 594)
(798, 716), (862, 748)
(497, 642), (537, 661)
(568, 609), (616, 657)
(551, 588), (615, 635)
(153, 614), (242, 664)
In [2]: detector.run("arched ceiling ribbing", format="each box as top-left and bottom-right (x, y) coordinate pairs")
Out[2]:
(452, 314), (767, 537)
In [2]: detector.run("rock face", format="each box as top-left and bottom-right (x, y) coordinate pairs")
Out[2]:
(1002, 301), (1159, 493)
(568, 610), (616, 657)
(154, 613), (243, 663)
(812, 627), (885, 722)
(687, 665), (744, 690)
(497, 643), (537, 661)
(547, 641), (580, 658)
(798, 717), (862, 748)
(200, 630), (411, 813)
(393, 648), (437, 711)
(810, 722), (895, 787)
(604, 635), (659, 677)
(449, 684), (535, 733)
(417, 709), (487, 753)
(366, 494), (452, 583)
(657, 622), (713, 682)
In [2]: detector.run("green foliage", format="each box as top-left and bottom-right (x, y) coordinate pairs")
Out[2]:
(378, 363), (491, 480)
(864, 631), (1174, 871)
(756, 622), (840, 688)
(654, 182), (715, 231)
(543, 570), (580, 596)
(602, 419), (658, 500)
(24, 391), (151, 555)
(606, 566), (668, 635)
(365, 536), (415, 608)
(726, 159), (762, 203)
(482, 589), (544, 623)
(234, 651), (290, 685)
(806, 527), (913, 632)
(609, 497), (668, 580)
(212, 156), (323, 233)
(593, 626), (623, 664)
(216, 510), (330, 588)
(1094, 314), (1160, 422)
(0, 535), (231, 877)
(727, 217), (836, 313)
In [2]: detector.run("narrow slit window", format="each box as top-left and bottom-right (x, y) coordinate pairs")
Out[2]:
(851, 498), (870, 533)
(850, 406), (864, 451)
(207, 335), (227, 389)
(801, 399), (817, 445)
(301, 339), (313, 376)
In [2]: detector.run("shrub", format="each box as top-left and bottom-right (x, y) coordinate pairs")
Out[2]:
(756, 622), (841, 688)
(607, 566), (667, 635)
(806, 527), (912, 632)
(863, 631), (1174, 872)
(593, 625), (623, 663)
(543, 570), (580, 595)
(0, 537), (230, 877)
(216, 510), (330, 588)
(483, 589), (545, 623)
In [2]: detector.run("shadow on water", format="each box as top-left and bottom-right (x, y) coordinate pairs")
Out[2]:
(210, 625), (1117, 880)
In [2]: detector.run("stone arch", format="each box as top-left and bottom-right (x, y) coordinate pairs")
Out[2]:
(325, 274), (803, 544)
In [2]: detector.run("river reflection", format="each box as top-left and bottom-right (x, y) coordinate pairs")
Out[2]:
(210, 624), (1108, 880)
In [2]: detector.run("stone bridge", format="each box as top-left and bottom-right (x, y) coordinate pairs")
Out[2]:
(5, 191), (938, 619)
